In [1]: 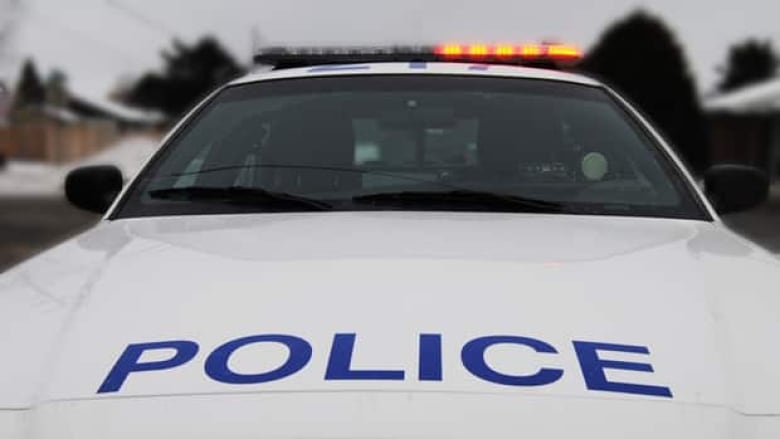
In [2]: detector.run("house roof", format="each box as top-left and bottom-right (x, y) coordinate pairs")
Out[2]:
(41, 104), (80, 123)
(704, 77), (780, 114)
(67, 92), (165, 125)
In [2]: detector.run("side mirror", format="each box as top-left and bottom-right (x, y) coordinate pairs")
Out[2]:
(65, 165), (123, 214)
(704, 164), (768, 214)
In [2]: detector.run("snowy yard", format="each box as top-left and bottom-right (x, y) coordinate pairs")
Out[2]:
(0, 136), (161, 197)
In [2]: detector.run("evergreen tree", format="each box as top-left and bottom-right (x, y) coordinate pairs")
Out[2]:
(14, 59), (46, 109)
(581, 11), (709, 172)
(126, 36), (244, 117)
(718, 39), (778, 92)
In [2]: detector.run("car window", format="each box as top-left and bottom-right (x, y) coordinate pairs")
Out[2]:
(116, 75), (707, 220)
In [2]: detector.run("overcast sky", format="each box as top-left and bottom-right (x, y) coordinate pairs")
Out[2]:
(1, 0), (779, 99)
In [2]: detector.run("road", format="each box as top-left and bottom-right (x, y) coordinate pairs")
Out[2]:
(0, 194), (778, 273)
(721, 185), (780, 253)
(0, 197), (99, 272)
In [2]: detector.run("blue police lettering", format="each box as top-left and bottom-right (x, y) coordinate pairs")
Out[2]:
(98, 333), (672, 399)
(573, 341), (673, 398)
(98, 340), (198, 393)
(325, 333), (404, 380)
(462, 335), (563, 386)
(418, 333), (442, 381)
(205, 334), (312, 384)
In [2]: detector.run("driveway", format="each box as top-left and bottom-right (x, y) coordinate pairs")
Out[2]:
(722, 184), (780, 253)
(0, 197), (98, 272)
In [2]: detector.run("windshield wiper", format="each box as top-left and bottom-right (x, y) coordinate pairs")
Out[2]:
(162, 164), (461, 190)
(148, 186), (332, 211)
(352, 190), (565, 213)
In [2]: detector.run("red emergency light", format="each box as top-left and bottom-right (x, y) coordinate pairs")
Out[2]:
(254, 42), (583, 69)
(434, 43), (582, 61)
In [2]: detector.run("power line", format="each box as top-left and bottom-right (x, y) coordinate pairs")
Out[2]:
(23, 7), (148, 64)
(105, 0), (178, 39)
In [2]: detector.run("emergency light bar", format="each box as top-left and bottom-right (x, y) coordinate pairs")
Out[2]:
(254, 43), (582, 70)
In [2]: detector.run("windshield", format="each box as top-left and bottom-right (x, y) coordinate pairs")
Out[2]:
(115, 75), (708, 220)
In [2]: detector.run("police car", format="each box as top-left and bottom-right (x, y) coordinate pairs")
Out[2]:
(1, 43), (778, 438)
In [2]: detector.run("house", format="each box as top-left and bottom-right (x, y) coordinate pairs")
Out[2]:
(66, 92), (164, 132)
(0, 88), (164, 163)
(704, 78), (780, 180)
(0, 80), (9, 127)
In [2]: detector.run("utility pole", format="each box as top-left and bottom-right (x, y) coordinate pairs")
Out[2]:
(249, 25), (266, 65)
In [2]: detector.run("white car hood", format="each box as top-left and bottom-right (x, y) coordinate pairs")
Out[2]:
(1, 212), (780, 436)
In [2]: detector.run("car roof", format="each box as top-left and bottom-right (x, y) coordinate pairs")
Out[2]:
(229, 62), (602, 87)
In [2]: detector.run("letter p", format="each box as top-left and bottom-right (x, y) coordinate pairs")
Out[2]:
(97, 340), (199, 393)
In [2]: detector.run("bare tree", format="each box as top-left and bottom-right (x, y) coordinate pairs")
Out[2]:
(0, 0), (22, 62)
(0, 0), (21, 126)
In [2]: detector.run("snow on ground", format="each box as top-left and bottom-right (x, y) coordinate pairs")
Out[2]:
(75, 135), (161, 178)
(0, 160), (63, 197)
(0, 136), (160, 197)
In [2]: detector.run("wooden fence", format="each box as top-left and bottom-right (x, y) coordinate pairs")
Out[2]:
(0, 120), (120, 163)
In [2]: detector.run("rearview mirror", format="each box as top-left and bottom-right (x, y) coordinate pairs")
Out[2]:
(704, 164), (768, 214)
(378, 109), (458, 130)
(65, 165), (123, 214)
